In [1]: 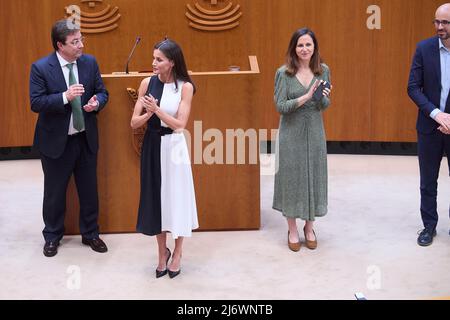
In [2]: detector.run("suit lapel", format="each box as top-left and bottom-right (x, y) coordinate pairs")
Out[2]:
(48, 52), (68, 92)
(77, 55), (89, 105)
(430, 37), (441, 85)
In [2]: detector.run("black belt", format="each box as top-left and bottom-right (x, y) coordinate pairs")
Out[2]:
(148, 127), (174, 136)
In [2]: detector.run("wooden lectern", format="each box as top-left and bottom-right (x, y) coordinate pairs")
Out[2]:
(65, 57), (261, 233)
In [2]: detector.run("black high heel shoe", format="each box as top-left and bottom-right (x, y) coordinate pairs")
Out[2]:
(155, 248), (171, 278)
(168, 254), (182, 279)
(168, 269), (181, 279)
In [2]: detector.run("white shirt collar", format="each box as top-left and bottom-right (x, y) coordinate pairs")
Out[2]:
(55, 51), (77, 68)
(439, 38), (449, 52)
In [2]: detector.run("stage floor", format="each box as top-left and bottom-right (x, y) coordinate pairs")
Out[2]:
(0, 155), (449, 300)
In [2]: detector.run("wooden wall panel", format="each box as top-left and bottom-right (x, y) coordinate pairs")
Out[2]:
(371, 0), (441, 141)
(0, 1), (47, 148)
(0, 0), (445, 147)
(304, 0), (374, 141)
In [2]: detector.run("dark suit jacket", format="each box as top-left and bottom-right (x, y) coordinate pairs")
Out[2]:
(30, 52), (108, 158)
(408, 36), (450, 134)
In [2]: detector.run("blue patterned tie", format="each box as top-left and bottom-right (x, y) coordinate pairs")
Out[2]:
(66, 63), (85, 131)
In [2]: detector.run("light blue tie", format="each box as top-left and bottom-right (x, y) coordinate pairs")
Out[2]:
(66, 63), (85, 131)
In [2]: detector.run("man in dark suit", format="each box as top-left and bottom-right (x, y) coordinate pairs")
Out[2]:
(30, 19), (109, 256)
(408, 3), (450, 246)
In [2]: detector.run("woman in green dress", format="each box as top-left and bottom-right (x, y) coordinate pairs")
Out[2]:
(273, 28), (332, 252)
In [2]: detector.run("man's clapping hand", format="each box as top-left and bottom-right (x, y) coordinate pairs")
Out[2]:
(65, 84), (84, 101)
(83, 95), (99, 112)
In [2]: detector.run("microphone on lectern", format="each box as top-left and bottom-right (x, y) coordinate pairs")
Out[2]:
(125, 36), (141, 74)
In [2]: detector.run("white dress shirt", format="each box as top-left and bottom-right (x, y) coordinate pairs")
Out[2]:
(55, 51), (83, 135)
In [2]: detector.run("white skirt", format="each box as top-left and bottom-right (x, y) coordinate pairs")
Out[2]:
(160, 132), (199, 238)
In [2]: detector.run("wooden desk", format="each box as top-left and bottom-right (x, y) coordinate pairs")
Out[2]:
(65, 57), (261, 233)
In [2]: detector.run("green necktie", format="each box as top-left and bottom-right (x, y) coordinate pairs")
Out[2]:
(67, 63), (85, 131)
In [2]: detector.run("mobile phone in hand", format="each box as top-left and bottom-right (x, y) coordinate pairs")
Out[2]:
(313, 81), (331, 101)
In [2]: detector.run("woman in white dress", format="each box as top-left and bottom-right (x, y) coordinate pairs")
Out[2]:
(131, 39), (198, 279)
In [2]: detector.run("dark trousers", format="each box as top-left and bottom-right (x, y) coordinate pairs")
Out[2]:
(417, 131), (450, 231)
(40, 132), (99, 242)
